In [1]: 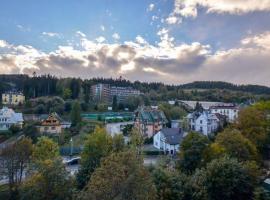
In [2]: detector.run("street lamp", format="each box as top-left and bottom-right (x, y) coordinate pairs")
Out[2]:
(70, 138), (73, 158)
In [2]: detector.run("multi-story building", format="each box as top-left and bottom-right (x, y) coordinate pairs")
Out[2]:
(110, 86), (141, 102)
(134, 106), (168, 138)
(210, 103), (239, 122)
(91, 83), (111, 102)
(186, 111), (225, 136)
(0, 107), (23, 131)
(2, 91), (25, 105)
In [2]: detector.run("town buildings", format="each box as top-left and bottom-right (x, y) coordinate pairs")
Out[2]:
(210, 103), (239, 122)
(153, 128), (184, 155)
(134, 106), (168, 138)
(186, 111), (225, 136)
(91, 83), (141, 103)
(0, 107), (23, 131)
(2, 91), (25, 105)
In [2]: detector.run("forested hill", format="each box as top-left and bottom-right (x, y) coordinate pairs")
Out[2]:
(0, 74), (269, 102)
(180, 81), (270, 95)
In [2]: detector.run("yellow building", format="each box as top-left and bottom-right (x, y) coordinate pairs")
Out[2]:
(2, 91), (25, 105)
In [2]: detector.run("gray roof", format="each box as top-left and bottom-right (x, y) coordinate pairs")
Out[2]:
(161, 128), (183, 145)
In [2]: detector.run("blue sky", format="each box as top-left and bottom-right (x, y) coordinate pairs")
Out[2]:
(1, 0), (270, 86)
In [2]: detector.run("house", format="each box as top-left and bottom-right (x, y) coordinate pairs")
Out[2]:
(134, 106), (168, 138)
(2, 91), (25, 105)
(153, 128), (184, 155)
(37, 112), (71, 135)
(210, 103), (239, 122)
(0, 107), (23, 131)
(186, 111), (223, 136)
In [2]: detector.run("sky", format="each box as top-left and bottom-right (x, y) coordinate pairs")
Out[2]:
(0, 0), (270, 86)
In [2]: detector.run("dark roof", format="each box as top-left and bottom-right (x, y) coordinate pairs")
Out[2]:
(137, 107), (168, 124)
(210, 103), (238, 109)
(214, 113), (227, 121)
(161, 128), (183, 145)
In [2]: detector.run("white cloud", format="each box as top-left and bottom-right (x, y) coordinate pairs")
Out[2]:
(147, 3), (155, 12)
(0, 40), (8, 48)
(16, 24), (31, 32)
(112, 33), (120, 40)
(95, 36), (106, 43)
(165, 16), (181, 24)
(167, 0), (270, 24)
(1, 31), (270, 86)
(76, 31), (86, 38)
(42, 32), (60, 38)
(152, 15), (159, 21)
(135, 35), (147, 45)
(100, 25), (105, 31)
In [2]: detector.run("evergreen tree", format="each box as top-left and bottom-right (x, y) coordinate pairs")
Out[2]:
(112, 95), (118, 111)
(71, 101), (82, 126)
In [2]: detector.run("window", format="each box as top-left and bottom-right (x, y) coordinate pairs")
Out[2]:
(200, 120), (203, 124)
(200, 127), (203, 132)
(51, 126), (56, 130)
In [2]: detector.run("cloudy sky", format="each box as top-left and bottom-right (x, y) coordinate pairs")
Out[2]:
(0, 0), (270, 86)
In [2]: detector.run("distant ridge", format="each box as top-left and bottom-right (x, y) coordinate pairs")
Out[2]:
(179, 81), (270, 95)
(0, 74), (269, 95)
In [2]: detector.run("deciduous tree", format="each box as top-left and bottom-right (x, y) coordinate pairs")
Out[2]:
(78, 151), (156, 200)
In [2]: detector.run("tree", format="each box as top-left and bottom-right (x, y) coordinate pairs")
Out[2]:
(76, 127), (113, 189)
(32, 136), (59, 164)
(0, 137), (33, 199)
(191, 157), (256, 200)
(82, 82), (90, 104)
(215, 129), (258, 162)
(151, 167), (191, 200)
(130, 127), (144, 155)
(71, 101), (82, 126)
(21, 158), (73, 200)
(70, 78), (81, 99)
(236, 107), (268, 150)
(202, 143), (226, 164)
(194, 102), (204, 113)
(23, 123), (39, 143)
(62, 88), (72, 100)
(78, 151), (156, 200)
(112, 134), (125, 152)
(178, 132), (209, 173)
(112, 95), (118, 111)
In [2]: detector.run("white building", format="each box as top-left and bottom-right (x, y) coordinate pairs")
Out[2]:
(153, 128), (184, 155)
(210, 103), (239, 122)
(186, 111), (224, 136)
(0, 107), (23, 131)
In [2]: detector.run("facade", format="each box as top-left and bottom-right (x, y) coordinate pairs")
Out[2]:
(37, 112), (69, 135)
(0, 107), (23, 131)
(110, 86), (141, 102)
(186, 111), (222, 136)
(153, 128), (184, 155)
(134, 107), (168, 138)
(2, 91), (25, 105)
(91, 83), (111, 102)
(210, 103), (239, 122)
(91, 83), (141, 103)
